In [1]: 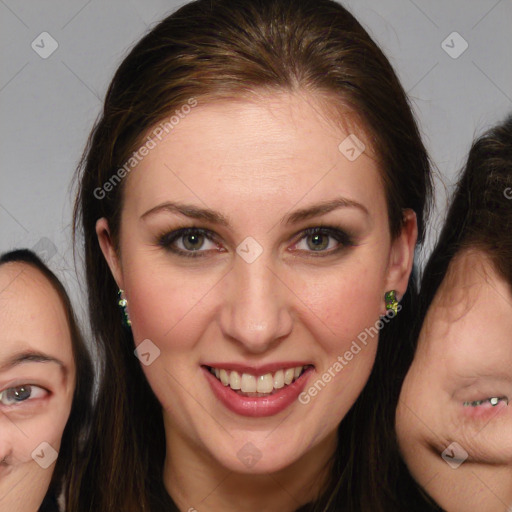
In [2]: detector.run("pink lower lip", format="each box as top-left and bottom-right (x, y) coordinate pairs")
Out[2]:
(202, 366), (314, 417)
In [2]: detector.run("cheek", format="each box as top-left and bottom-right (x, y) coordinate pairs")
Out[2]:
(396, 363), (442, 441)
(126, 265), (221, 347)
(7, 413), (69, 465)
(298, 258), (387, 352)
(294, 263), (386, 418)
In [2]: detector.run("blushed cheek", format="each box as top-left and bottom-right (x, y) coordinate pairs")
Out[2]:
(303, 272), (384, 351)
(300, 276), (382, 411)
(125, 263), (223, 345)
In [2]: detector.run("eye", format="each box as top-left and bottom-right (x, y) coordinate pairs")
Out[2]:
(158, 227), (223, 258)
(463, 397), (509, 407)
(0, 385), (48, 406)
(291, 226), (354, 254)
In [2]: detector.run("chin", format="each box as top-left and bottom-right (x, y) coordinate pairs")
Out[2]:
(206, 429), (314, 475)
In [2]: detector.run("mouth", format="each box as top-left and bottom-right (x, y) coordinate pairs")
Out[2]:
(206, 364), (312, 397)
(201, 363), (315, 417)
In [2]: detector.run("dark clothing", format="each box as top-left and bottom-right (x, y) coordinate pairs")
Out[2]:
(39, 492), (60, 512)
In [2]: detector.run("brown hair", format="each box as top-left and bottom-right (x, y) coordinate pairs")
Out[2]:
(417, 114), (512, 317)
(72, 1), (432, 510)
(0, 249), (93, 511)
(391, 114), (512, 510)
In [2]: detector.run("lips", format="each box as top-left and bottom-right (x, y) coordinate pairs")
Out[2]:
(202, 363), (314, 417)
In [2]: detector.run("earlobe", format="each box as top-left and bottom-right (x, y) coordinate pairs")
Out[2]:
(96, 217), (124, 289)
(384, 209), (418, 299)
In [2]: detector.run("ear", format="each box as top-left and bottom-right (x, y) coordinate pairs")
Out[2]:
(383, 209), (418, 307)
(96, 217), (124, 289)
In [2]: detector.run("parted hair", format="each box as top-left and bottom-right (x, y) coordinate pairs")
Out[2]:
(72, 1), (433, 510)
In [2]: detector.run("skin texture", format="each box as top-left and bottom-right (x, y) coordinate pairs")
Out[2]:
(0, 263), (75, 512)
(98, 91), (417, 511)
(396, 250), (512, 512)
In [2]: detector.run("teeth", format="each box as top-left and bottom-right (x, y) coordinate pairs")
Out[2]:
(274, 369), (284, 389)
(256, 374), (274, 393)
(241, 373), (257, 393)
(220, 369), (229, 386)
(229, 371), (241, 390)
(210, 365), (308, 394)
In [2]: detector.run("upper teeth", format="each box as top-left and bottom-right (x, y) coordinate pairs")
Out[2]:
(210, 366), (305, 393)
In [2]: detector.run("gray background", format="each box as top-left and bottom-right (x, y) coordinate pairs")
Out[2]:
(1, 0), (511, 323)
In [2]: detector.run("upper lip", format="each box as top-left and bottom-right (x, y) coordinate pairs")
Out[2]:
(202, 362), (314, 376)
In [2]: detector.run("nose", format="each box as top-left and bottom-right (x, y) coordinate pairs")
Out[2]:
(219, 255), (293, 354)
(0, 414), (15, 464)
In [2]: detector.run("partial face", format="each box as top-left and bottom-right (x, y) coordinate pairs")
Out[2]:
(0, 263), (75, 511)
(99, 92), (415, 475)
(397, 250), (512, 511)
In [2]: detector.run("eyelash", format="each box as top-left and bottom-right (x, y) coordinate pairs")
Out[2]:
(463, 396), (509, 407)
(297, 226), (354, 255)
(0, 384), (48, 407)
(157, 225), (354, 259)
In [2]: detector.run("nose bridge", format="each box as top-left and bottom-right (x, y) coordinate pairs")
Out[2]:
(220, 254), (293, 352)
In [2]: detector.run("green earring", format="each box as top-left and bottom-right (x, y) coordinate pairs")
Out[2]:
(118, 289), (132, 327)
(385, 290), (399, 315)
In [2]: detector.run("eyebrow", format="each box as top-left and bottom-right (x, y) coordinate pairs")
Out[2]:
(140, 197), (369, 226)
(141, 202), (229, 226)
(451, 373), (512, 389)
(0, 350), (66, 374)
(285, 198), (369, 224)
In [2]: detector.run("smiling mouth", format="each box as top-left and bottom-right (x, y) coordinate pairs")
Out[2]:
(206, 365), (313, 397)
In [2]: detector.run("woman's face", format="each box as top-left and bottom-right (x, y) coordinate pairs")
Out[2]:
(0, 263), (75, 510)
(98, 91), (416, 475)
(396, 250), (512, 511)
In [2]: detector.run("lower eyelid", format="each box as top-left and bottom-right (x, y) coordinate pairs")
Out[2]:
(175, 237), (218, 253)
(293, 244), (349, 257)
(158, 229), (219, 255)
(159, 226), (354, 257)
(0, 385), (49, 406)
(460, 397), (509, 417)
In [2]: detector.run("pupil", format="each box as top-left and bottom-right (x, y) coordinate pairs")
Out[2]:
(10, 386), (31, 401)
(184, 233), (204, 251)
(308, 234), (328, 251)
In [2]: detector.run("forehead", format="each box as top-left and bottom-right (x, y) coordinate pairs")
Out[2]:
(0, 263), (73, 362)
(123, 92), (385, 223)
